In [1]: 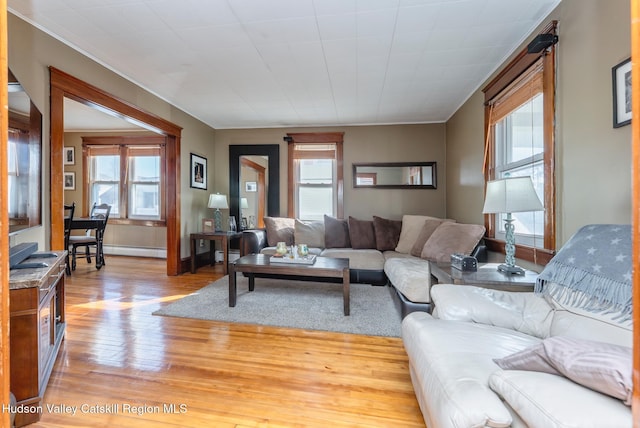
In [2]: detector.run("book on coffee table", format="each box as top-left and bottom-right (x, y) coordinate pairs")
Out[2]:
(269, 254), (317, 265)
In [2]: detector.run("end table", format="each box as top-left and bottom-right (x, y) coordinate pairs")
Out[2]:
(429, 261), (538, 292)
(190, 231), (242, 275)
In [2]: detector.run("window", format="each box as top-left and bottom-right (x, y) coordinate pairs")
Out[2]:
(83, 136), (166, 225)
(287, 133), (344, 221)
(483, 23), (556, 265)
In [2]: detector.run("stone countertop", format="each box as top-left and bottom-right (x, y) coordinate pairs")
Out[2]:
(9, 252), (66, 290)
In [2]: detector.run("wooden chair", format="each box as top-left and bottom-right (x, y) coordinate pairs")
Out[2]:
(69, 203), (111, 271)
(63, 202), (75, 275)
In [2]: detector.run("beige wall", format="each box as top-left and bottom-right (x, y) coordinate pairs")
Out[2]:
(446, 0), (632, 249)
(8, 13), (217, 258)
(214, 124), (447, 223)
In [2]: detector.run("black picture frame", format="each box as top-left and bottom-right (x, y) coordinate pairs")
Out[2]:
(612, 57), (632, 128)
(190, 153), (207, 190)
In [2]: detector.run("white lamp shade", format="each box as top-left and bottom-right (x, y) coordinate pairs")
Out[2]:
(240, 197), (249, 209)
(482, 176), (543, 214)
(208, 193), (229, 209)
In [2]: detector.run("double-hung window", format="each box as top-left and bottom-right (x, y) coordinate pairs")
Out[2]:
(83, 136), (165, 224)
(287, 133), (344, 221)
(483, 24), (557, 264)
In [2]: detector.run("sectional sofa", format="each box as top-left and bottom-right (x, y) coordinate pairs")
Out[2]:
(241, 214), (487, 314)
(402, 224), (633, 427)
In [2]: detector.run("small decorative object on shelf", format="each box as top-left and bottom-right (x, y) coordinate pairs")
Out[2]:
(275, 241), (288, 256)
(297, 243), (309, 257)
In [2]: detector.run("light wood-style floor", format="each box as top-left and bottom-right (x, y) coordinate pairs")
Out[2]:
(31, 256), (425, 427)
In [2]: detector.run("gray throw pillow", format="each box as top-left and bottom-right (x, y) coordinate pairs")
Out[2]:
(263, 216), (295, 247)
(348, 217), (376, 249)
(324, 215), (351, 248)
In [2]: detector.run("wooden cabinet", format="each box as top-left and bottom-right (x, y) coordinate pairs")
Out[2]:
(9, 252), (66, 427)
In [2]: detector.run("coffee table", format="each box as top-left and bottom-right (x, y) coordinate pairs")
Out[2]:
(228, 254), (351, 315)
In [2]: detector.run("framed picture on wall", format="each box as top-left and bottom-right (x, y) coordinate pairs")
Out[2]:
(612, 57), (632, 128)
(64, 147), (75, 165)
(245, 181), (257, 192)
(190, 153), (207, 190)
(63, 172), (75, 190)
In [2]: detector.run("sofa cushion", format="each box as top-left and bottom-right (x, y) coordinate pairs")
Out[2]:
(402, 312), (541, 428)
(395, 215), (441, 254)
(385, 257), (432, 303)
(294, 219), (324, 248)
(410, 218), (450, 257)
(348, 217), (377, 249)
(421, 222), (485, 262)
(320, 248), (385, 271)
(489, 370), (632, 428)
(264, 216), (295, 246)
(373, 216), (402, 251)
(324, 215), (351, 248)
(431, 285), (553, 339)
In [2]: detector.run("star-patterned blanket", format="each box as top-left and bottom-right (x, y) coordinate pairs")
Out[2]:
(535, 224), (632, 320)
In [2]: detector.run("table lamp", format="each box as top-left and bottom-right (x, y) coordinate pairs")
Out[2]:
(208, 193), (228, 232)
(482, 176), (543, 275)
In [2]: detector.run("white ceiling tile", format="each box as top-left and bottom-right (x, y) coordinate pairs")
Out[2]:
(7, 0), (561, 128)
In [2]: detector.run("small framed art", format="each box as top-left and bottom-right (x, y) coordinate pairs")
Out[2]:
(63, 172), (75, 190)
(190, 153), (207, 190)
(64, 147), (75, 165)
(202, 218), (215, 233)
(245, 181), (257, 192)
(612, 57), (632, 128)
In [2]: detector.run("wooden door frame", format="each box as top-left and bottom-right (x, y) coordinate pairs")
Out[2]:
(49, 67), (182, 275)
(1, 2), (11, 426)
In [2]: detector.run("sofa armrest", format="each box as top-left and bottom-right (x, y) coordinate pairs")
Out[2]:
(431, 284), (554, 338)
(241, 229), (268, 256)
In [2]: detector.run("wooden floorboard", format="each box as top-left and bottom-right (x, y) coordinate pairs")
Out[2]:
(29, 256), (425, 427)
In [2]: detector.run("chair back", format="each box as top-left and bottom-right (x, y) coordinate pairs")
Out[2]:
(64, 203), (75, 234)
(90, 203), (111, 232)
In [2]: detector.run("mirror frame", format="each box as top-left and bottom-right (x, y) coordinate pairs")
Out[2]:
(229, 144), (280, 228)
(352, 162), (437, 189)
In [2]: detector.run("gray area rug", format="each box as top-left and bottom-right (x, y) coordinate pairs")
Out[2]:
(153, 276), (401, 337)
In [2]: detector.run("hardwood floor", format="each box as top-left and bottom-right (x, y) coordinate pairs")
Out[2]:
(31, 256), (425, 427)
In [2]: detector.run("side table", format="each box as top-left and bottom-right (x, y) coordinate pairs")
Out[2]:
(190, 231), (242, 275)
(429, 262), (538, 292)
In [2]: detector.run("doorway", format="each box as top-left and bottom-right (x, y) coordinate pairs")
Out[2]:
(50, 67), (182, 275)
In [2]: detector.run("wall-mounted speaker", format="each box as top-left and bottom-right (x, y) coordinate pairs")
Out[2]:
(527, 34), (558, 54)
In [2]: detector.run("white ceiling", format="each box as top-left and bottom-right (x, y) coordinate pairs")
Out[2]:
(8, 0), (561, 130)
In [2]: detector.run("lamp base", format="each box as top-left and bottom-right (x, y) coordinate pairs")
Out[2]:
(497, 263), (525, 275)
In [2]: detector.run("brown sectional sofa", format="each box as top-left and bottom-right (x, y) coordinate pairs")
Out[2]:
(241, 214), (487, 315)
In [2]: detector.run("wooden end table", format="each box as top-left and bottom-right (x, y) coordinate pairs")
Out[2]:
(229, 254), (351, 315)
(190, 231), (242, 275)
(429, 261), (538, 292)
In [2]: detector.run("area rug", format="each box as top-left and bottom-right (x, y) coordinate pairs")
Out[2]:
(153, 276), (401, 337)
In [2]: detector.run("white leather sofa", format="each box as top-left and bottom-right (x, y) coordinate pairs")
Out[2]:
(402, 284), (633, 428)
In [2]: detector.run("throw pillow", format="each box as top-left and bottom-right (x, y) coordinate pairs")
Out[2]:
(542, 336), (633, 405)
(421, 222), (485, 262)
(410, 218), (449, 257)
(493, 342), (560, 375)
(324, 215), (351, 248)
(263, 216), (295, 247)
(372, 216), (403, 251)
(395, 215), (439, 254)
(348, 217), (377, 249)
(294, 219), (325, 248)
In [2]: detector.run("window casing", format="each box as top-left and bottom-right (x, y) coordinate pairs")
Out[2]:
(82, 136), (166, 226)
(287, 133), (344, 220)
(483, 23), (556, 265)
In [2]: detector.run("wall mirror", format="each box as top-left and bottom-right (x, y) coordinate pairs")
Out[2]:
(353, 162), (437, 189)
(229, 145), (280, 230)
(8, 69), (42, 235)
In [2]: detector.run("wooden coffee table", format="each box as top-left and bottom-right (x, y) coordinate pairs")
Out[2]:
(228, 254), (351, 315)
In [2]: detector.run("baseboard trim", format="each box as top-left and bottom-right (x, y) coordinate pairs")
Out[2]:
(103, 245), (166, 259)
